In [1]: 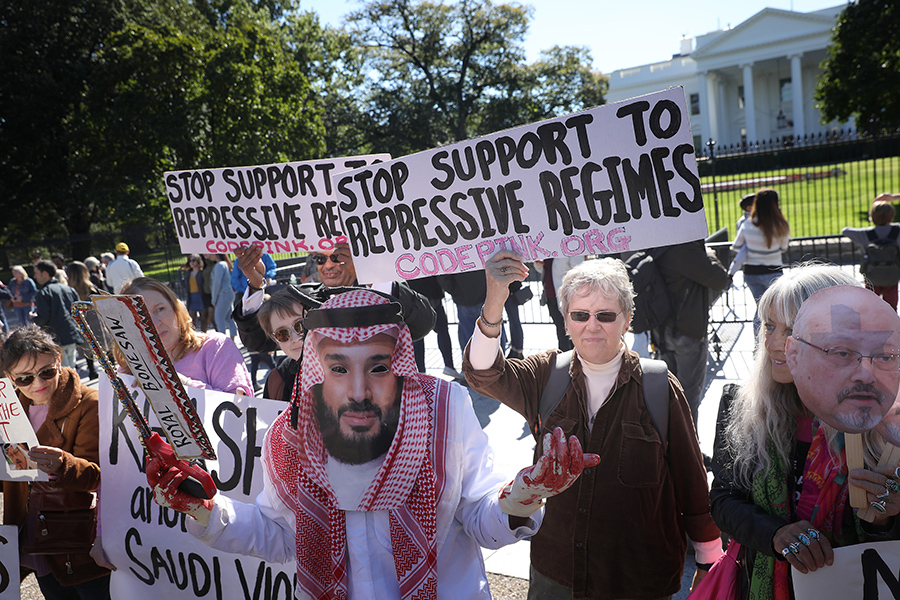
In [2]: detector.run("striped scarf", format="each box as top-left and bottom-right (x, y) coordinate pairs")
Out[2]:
(263, 290), (444, 600)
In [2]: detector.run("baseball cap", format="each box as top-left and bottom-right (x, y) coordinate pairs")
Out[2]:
(116, 242), (129, 252)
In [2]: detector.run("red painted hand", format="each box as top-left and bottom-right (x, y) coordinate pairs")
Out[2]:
(499, 427), (600, 517)
(146, 456), (214, 526)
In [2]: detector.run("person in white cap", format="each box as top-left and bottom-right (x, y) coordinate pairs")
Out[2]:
(104, 242), (143, 293)
(147, 289), (598, 600)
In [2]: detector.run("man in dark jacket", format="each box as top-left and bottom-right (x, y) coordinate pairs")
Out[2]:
(32, 260), (84, 369)
(653, 240), (730, 432)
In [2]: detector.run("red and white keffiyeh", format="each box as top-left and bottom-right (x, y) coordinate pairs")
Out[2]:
(264, 289), (440, 600)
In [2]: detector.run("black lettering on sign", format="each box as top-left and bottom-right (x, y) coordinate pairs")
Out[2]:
(862, 548), (900, 599)
(0, 533), (9, 593)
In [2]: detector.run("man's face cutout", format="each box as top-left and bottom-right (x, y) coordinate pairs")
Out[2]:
(786, 286), (900, 433)
(315, 333), (401, 464)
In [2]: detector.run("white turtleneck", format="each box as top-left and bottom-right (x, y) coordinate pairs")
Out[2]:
(581, 344), (625, 430)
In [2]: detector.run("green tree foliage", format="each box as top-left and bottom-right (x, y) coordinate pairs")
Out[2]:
(815, 0), (900, 135)
(0, 0), (325, 259)
(341, 0), (607, 157)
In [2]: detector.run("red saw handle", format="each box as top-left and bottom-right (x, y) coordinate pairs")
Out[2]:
(146, 433), (217, 500)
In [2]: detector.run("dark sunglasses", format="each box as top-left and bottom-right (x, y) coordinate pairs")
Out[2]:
(13, 365), (60, 387)
(310, 253), (342, 266)
(568, 310), (621, 323)
(271, 317), (305, 343)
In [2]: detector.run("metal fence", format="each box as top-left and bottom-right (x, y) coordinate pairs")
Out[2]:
(697, 127), (900, 239)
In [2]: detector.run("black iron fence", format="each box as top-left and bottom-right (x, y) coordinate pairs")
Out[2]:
(697, 127), (900, 240)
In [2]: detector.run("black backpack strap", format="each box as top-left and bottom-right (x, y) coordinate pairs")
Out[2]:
(889, 226), (900, 242)
(536, 350), (573, 440)
(640, 358), (670, 449)
(866, 228), (879, 242)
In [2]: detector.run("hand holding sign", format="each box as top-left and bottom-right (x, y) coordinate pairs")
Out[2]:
(482, 250), (529, 327)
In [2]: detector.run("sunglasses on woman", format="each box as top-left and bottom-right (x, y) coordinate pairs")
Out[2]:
(568, 310), (621, 323)
(310, 254), (342, 266)
(13, 365), (60, 387)
(270, 317), (305, 343)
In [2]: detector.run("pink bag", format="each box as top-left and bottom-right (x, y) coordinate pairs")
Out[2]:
(686, 540), (742, 600)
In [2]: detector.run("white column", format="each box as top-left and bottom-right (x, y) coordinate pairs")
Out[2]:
(699, 71), (719, 143)
(697, 71), (712, 145)
(742, 63), (757, 144)
(790, 54), (805, 140)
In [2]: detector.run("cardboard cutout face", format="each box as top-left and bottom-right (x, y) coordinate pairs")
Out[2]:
(786, 286), (900, 433)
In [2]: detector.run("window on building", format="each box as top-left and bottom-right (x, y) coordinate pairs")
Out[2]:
(690, 93), (700, 116)
(780, 78), (792, 102)
(693, 135), (702, 153)
(738, 86), (745, 110)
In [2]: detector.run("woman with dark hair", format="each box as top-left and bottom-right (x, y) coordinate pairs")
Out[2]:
(0, 325), (110, 598)
(119, 277), (252, 395)
(732, 188), (791, 327)
(66, 261), (102, 380)
(182, 254), (207, 331)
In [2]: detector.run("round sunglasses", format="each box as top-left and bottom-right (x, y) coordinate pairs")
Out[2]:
(13, 364), (60, 387)
(568, 310), (621, 323)
(270, 317), (305, 343)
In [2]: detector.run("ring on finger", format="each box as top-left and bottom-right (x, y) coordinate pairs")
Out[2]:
(872, 499), (888, 514)
(895, 466), (900, 479)
(781, 547), (792, 557)
(807, 528), (820, 541)
(797, 532), (811, 546)
(886, 478), (900, 494)
(789, 542), (801, 554)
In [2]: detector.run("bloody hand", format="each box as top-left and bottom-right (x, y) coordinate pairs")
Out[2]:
(498, 427), (600, 517)
(145, 434), (217, 525)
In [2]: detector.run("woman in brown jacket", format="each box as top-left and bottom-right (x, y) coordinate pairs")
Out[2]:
(0, 325), (110, 599)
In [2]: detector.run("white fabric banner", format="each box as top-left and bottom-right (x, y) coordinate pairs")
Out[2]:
(99, 378), (295, 599)
(333, 87), (708, 282)
(793, 539), (900, 599)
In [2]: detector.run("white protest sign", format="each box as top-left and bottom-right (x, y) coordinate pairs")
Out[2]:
(100, 377), (295, 600)
(0, 378), (49, 482)
(92, 294), (215, 460)
(333, 87), (707, 283)
(165, 154), (390, 255)
(793, 540), (900, 599)
(0, 525), (18, 600)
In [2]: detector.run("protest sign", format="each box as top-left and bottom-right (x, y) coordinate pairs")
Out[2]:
(166, 154), (390, 255)
(92, 294), (215, 460)
(100, 377), (295, 600)
(332, 87), (707, 283)
(0, 378), (49, 482)
(793, 540), (900, 599)
(0, 526), (17, 600)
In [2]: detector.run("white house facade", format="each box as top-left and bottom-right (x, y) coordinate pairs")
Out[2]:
(606, 5), (852, 151)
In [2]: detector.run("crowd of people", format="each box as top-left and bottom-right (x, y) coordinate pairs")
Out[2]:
(4, 188), (900, 600)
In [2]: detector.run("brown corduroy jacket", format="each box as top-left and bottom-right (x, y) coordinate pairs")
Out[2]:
(2, 367), (108, 586)
(464, 347), (720, 600)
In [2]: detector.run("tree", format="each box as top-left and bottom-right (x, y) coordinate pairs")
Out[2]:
(815, 0), (900, 135)
(337, 0), (607, 158)
(0, 0), (326, 261)
(346, 0), (531, 154)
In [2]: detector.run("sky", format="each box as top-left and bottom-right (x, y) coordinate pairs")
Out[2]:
(298, 0), (847, 74)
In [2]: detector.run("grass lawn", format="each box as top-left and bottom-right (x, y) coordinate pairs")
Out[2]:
(701, 155), (900, 239)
